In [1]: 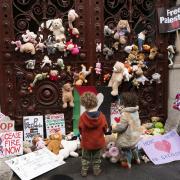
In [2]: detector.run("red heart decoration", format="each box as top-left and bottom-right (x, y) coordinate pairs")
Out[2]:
(114, 117), (120, 123)
(154, 140), (171, 153)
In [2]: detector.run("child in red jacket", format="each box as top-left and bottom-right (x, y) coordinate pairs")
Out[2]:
(79, 92), (108, 177)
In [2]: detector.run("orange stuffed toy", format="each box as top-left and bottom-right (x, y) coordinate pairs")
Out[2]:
(46, 131), (63, 155)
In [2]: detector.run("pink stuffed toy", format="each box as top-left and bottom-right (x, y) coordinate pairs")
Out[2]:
(95, 62), (102, 74)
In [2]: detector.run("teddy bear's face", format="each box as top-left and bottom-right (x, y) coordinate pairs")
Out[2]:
(49, 133), (62, 141)
(50, 70), (58, 76)
(113, 62), (124, 73)
(52, 18), (63, 29)
(118, 20), (128, 29)
(63, 83), (72, 92)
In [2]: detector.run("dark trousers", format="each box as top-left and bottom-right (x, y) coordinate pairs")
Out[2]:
(81, 149), (101, 171)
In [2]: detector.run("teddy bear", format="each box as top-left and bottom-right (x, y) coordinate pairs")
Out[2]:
(45, 131), (63, 155)
(108, 61), (125, 96)
(68, 9), (79, 29)
(62, 83), (74, 108)
(114, 20), (130, 45)
(11, 40), (36, 55)
(48, 70), (59, 81)
(57, 138), (80, 161)
(51, 18), (66, 42)
(22, 30), (37, 44)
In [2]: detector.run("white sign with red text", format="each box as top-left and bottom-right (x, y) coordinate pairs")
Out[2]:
(0, 120), (14, 132)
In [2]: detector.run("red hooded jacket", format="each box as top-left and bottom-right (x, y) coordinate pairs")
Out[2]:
(78, 111), (108, 150)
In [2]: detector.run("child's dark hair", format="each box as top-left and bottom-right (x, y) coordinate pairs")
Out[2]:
(80, 92), (98, 110)
(120, 92), (138, 107)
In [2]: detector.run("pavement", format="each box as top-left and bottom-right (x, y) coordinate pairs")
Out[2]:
(0, 157), (13, 180)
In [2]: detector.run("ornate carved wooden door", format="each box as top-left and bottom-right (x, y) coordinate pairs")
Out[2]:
(0, 0), (172, 131)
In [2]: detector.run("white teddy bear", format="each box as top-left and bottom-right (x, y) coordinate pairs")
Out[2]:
(51, 18), (66, 42)
(57, 139), (80, 161)
(68, 9), (79, 29)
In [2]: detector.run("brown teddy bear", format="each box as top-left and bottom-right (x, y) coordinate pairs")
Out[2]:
(45, 131), (63, 155)
(108, 61), (125, 96)
(62, 83), (74, 108)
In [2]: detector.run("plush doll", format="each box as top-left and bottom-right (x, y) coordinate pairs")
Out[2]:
(45, 131), (63, 155)
(74, 64), (93, 86)
(104, 25), (114, 36)
(95, 62), (102, 74)
(143, 44), (151, 52)
(51, 18), (66, 42)
(68, 27), (80, 38)
(150, 73), (161, 84)
(108, 61), (125, 96)
(55, 41), (66, 52)
(62, 83), (74, 108)
(57, 139), (80, 161)
(25, 59), (36, 69)
(103, 45), (114, 60)
(96, 43), (102, 52)
(137, 30), (147, 51)
(68, 9), (79, 29)
(22, 30), (37, 44)
(102, 141), (120, 163)
(23, 141), (32, 154)
(41, 55), (52, 69)
(149, 47), (158, 60)
(30, 72), (48, 88)
(45, 37), (56, 55)
(167, 45), (176, 67)
(48, 70), (59, 81)
(11, 40), (36, 55)
(114, 20), (130, 45)
(56, 58), (65, 69)
(71, 44), (80, 55)
(32, 135), (46, 151)
(167, 45), (175, 67)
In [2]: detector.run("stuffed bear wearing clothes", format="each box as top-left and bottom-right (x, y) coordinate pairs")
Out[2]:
(62, 83), (74, 108)
(108, 61), (125, 96)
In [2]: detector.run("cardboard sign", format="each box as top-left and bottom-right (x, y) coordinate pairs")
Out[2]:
(141, 130), (180, 165)
(0, 112), (5, 121)
(23, 116), (44, 142)
(158, 5), (180, 33)
(0, 131), (23, 158)
(110, 103), (121, 125)
(6, 148), (65, 180)
(0, 120), (14, 132)
(45, 114), (65, 137)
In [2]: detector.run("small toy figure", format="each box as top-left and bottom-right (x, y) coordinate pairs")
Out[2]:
(137, 30), (147, 51)
(41, 55), (52, 69)
(25, 59), (36, 69)
(95, 62), (102, 74)
(96, 43), (102, 52)
(167, 45), (176, 67)
(68, 9), (79, 29)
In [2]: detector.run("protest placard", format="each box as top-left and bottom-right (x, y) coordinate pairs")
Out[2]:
(0, 131), (23, 158)
(5, 148), (65, 180)
(0, 120), (14, 132)
(45, 114), (65, 137)
(23, 116), (44, 142)
(110, 103), (121, 125)
(158, 5), (180, 33)
(141, 130), (180, 165)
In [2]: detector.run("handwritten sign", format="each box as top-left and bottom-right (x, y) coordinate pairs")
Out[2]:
(45, 114), (65, 137)
(141, 130), (180, 165)
(0, 131), (23, 158)
(0, 112), (5, 121)
(110, 103), (121, 125)
(5, 148), (65, 180)
(0, 120), (14, 132)
(23, 116), (44, 143)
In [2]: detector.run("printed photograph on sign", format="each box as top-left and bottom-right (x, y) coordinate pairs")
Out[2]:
(5, 148), (65, 180)
(110, 103), (121, 125)
(45, 114), (65, 137)
(0, 131), (23, 158)
(23, 116), (44, 143)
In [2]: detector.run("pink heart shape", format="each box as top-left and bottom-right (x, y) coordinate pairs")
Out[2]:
(154, 140), (171, 153)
